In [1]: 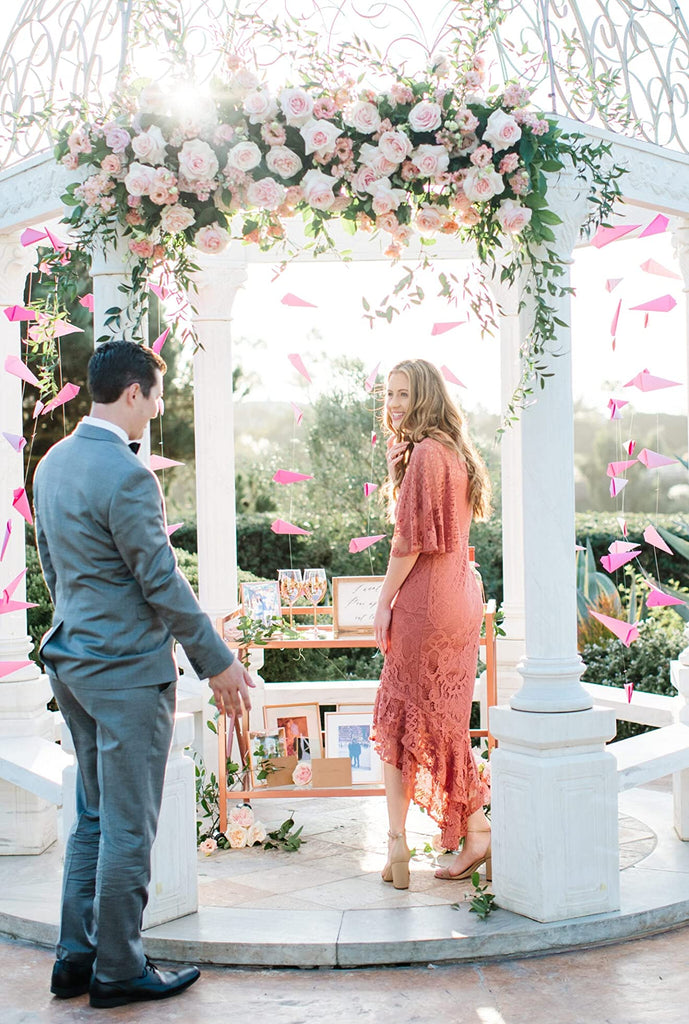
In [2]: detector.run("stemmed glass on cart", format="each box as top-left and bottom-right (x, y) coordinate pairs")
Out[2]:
(302, 568), (328, 639)
(278, 569), (302, 629)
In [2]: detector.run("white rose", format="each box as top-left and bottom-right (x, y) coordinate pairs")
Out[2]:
(246, 176), (287, 210)
(229, 68), (260, 97)
(378, 130), (412, 164)
(123, 161), (155, 196)
(243, 90), (278, 124)
(300, 168), (336, 210)
(496, 197), (532, 234)
(408, 100), (443, 134)
(359, 143), (398, 177)
(350, 163), (379, 194)
(247, 821), (267, 846)
(137, 83), (168, 116)
(343, 100), (381, 135)
(482, 108), (522, 152)
(366, 177), (406, 215)
(410, 144), (450, 177)
(194, 224), (231, 253)
(265, 145), (302, 179)
(462, 165), (505, 202)
(300, 118), (343, 156)
(226, 140), (262, 173)
(160, 203), (195, 233)
(131, 125), (167, 165)
(279, 87), (314, 126)
(178, 139), (219, 181)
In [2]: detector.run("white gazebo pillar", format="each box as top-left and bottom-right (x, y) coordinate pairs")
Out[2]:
(0, 233), (56, 853)
(490, 173), (619, 922)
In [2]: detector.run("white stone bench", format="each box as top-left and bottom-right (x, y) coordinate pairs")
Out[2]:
(583, 681), (675, 728)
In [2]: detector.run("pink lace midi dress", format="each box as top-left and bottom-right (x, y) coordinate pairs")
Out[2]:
(372, 436), (489, 849)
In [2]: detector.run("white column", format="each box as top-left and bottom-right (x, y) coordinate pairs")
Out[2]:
(490, 172), (619, 921)
(190, 251), (247, 619)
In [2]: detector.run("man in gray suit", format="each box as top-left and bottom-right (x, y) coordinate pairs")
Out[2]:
(33, 340), (253, 1009)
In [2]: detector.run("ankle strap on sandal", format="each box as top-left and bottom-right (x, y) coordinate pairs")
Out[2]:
(387, 829), (406, 840)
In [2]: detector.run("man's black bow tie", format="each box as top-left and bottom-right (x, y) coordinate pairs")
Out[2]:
(128, 441), (141, 455)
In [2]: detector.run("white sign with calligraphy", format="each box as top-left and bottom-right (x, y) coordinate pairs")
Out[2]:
(332, 576), (385, 637)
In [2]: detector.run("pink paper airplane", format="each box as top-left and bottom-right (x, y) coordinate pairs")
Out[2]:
(20, 227), (47, 246)
(591, 224), (641, 248)
(609, 541), (641, 554)
(166, 522), (183, 537)
(606, 459), (636, 477)
(625, 682), (634, 703)
(149, 454), (183, 470)
(643, 525), (673, 554)
(640, 259), (681, 280)
(148, 282), (173, 301)
(152, 328), (169, 354)
(575, 544), (585, 552)
(4, 354), (40, 388)
(617, 516), (628, 537)
(0, 661), (32, 679)
(637, 448), (676, 469)
(288, 352), (312, 383)
(646, 587), (686, 608)
(0, 598), (37, 614)
(605, 279), (622, 292)
(272, 470), (313, 484)
(2, 569), (26, 601)
(610, 477), (628, 497)
(608, 398), (627, 420)
(639, 214), (669, 238)
(624, 369), (681, 391)
(291, 402), (303, 426)
(623, 439), (636, 456)
(4, 305), (36, 322)
(12, 487), (33, 524)
(0, 521), (11, 560)
(630, 295), (677, 313)
(349, 534), (385, 553)
(51, 320), (84, 338)
(2, 432), (26, 453)
(364, 482), (378, 497)
(271, 518), (311, 536)
(44, 227), (67, 252)
(610, 299), (621, 340)
(41, 383), (80, 415)
(38, 261), (53, 275)
(431, 321), (465, 336)
(371, 431), (377, 446)
(364, 362), (380, 393)
(79, 293), (95, 312)
(441, 365), (466, 387)
(33, 400), (44, 419)
(600, 550), (639, 572)
(590, 610), (640, 646)
(282, 293), (317, 308)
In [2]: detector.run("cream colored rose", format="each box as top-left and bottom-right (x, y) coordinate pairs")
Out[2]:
(131, 125), (167, 165)
(300, 118), (343, 156)
(462, 165), (505, 203)
(350, 163), (379, 195)
(410, 144), (450, 177)
(300, 168), (335, 210)
(123, 162), (155, 196)
(247, 177), (286, 210)
(482, 109), (522, 152)
(359, 143), (398, 177)
(265, 145), (303, 179)
(408, 100), (442, 134)
(160, 204), (195, 234)
(226, 140), (262, 173)
(279, 87), (314, 126)
(343, 100), (381, 135)
(178, 139), (219, 181)
(378, 130), (413, 164)
(243, 90), (278, 124)
(225, 825), (248, 849)
(415, 204), (444, 234)
(228, 804), (255, 828)
(247, 822), (267, 846)
(367, 178), (406, 215)
(194, 224), (231, 254)
(292, 762), (312, 786)
(496, 197), (532, 234)
(199, 837), (217, 856)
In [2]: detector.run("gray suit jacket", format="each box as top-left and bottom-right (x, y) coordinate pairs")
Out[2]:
(33, 422), (233, 688)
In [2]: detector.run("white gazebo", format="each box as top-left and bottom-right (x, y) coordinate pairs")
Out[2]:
(1, 0), (689, 934)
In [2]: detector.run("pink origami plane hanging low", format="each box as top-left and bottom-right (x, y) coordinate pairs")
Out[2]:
(637, 448), (676, 469)
(288, 352), (312, 383)
(624, 682), (634, 703)
(0, 661), (33, 679)
(617, 516), (628, 538)
(431, 321), (465, 336)
(605, 279), (622, 293)
(590, 224), (641, 248)
(608, 398), (627, 420)
(79, 293), (95, 312)
(2, 432), (26, 453)
(624, 369), (681, 391)
(606, 459), (637, 478)
(44, 227), (67, 252)
(610, 299), (621, 339)
(20, 227), (48, 246)
(149, 454), (183, 471)
(12, 487), (32, 525)
(371, 431), (377, 446)
(282, 293), (317, 308)
(590, 611), (640, 646)
(364, 362), (380, 393)
(291, 402), (303, 426)
(646, 587), (686, 608)
(272, 470), (313, 484)
(364, 482), (378, 497)
(4, 354), (40, 388)
(623, 439), (636, 456)
(639, 214), (669, 238)
(640, 259), (681, 280)
(643, 525), (673, 554)
(441, 365), (466, 387)
(2, 569), (26, 601)
(630, 295), (677, 313)
(271, 518), (311, 536)
(152, 328), (169, 354)
(166, 523), (183, 537)
(349, 534), (385, 553)
(3, 305), (36, 322)
(41, 383), (80, 415)
(600, 550), (639, 573)
(609, 541), (641, 554)
(609, 477), (628, 497)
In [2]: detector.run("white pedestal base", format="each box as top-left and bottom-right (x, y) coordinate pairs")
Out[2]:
(490, 705), (619, 922)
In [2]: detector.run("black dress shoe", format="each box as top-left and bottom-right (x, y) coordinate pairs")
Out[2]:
(89, 959), (200, 1008)
(50, 957), (94, 998)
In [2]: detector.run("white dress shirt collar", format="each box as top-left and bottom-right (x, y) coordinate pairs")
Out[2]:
(82, 415), (130, 446)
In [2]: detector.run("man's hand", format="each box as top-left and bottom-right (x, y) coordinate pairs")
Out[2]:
(208, 658), (255, 716)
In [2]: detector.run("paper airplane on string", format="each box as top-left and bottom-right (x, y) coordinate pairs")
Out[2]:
(3, 305), (36, 322)
(625, 682), (634, 703)
(149, 454), (183, 471)
(590, 224), (641, 248)
(44, 227), (67, 252)
(166, 522), (183, 537)
(617, 516), (628, 537)
(441, 365), (466, 387)
(0, 598), (37, 614)
(364, 362), (380, 393)
(431, 321), (465, 336)
(608, 398), (627, 420)
(33, 400), (44, 419)
(4, 354), (40, 388)
(41, 383), (80, 415)
(0, 661), (32, 679)
(637, 448), (676, 469)
(272, 470), (313, 484)
(290, 402), (303, 426)
(12, 487), (33, 525)
(20, 227), (47, 246)
(364, 482), (378, 497)
(606, 459), (636, 477)
(51, 320), (84, 338)
(287, 352), (312, 383)
(610, 477), (628, 497)
(609, 540), (641, 554)
(630, 295), (677, 313)
(600, 550), (639, 572)
(575, 544), (585, 552)
(590, 610), (639, 646)
(349, 534), (385, 553)
(152, 328), (169, 354)
(2, 432), (26, 453)
(624, 369), (681, 391)
(605, 279), (622, 292)
(646, 587), (686, 608)
(271, 518), (311, 536)
(282, 293), (317, 308)
(79, 294), (95, 312)
(1, 521), (11, 560)
(643, 525), (673, 554)
(610, 299), (621, 339)
(38, 261), (52, 275)
(640, 259), (681, 280)
(639, 214), (669, 237)
(623, 439), (636, 456)
(148, 282), (173, 301)
(2, 569), (26, 601)
(371, 431), (377, 446)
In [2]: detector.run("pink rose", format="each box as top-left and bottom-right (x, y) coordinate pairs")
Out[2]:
(300, 118), (343, 155)
(131, 125), (167, 165)
(482, 109), (522, 152)
(367, 178), (406, 215)
(456, 108), (480, 133)
(243, 90), (278, 124)
(330, 195), (351, 213)
(101, 154), (122, 175)
(123, 161), (155, 196)
(246, 176), (286, 210)
(300, 168), (336, 210)
(499, 152), (520, 174)
(343, 100), (381, 135)
(463, 166), (505, 202)
(509, 170), (530, 196)
(408, 100), (442, 134)
(375, 211), (400, 234)
(228, 805), (255, 828)
(199, 837), (217, 856)
(410, 144), (450, 177)
(179, 139), (220, 181)
(415, 204), (444, 234)
(265, 144), (302, 179)
(350, 163), (379, 194)
(389, 83), (414, 106)
(313, 96), (337, 119)
(292, 762), (312, 786)
(279, 87), (314, 126)
(215, 123), (235, 143)
(103, 123), (131, 153)
(67, 128), (91, 155)
(502, 83), (531, 109)
(359, 143), (397, 177)
(226, 140), (262, 173)
(62, 153), (79, 170)
(378, 130), (412, 164)
(194, 224), (231, 253)
(129, 239), (155, 258)
(261, 122), (287, 146)
(160, 203), (195, 233)
(225, 825), (248, 849)
(470, 144), (493, 168)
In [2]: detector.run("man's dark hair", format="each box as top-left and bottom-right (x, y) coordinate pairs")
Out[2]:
(87, 341), (167, 404)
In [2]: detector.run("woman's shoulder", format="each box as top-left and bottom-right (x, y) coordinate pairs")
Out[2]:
(414, 435), (465, 467)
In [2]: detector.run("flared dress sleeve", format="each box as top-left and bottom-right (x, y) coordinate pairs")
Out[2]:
(391, 439), (465, 557)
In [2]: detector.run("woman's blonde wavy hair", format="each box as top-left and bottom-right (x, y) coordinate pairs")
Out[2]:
(381, 359), (492, 522)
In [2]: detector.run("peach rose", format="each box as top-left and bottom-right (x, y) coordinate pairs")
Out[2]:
(359, 143), (397, 177)
(243, 89), (278, 124)
(247, 822), (267, 846)
(482, 109), (522, 152)
(496, 198), (532, 234)
(265, 145), (302, 179)
(194, 224), (231, 253)
(300, 118), (343, 155)
(292, 762), (312, 786)
(375, 211), (400, 234)
(415, 204), (444, 234)
(131, 125), (167, 165)
(378, 130), (413, 164)
(343, 100), (381, 135)
(129, 239), (155, 258)
(410, 144), (450, 177)
(199, 837), (217, 856)
(160, 203), (195, 233)
(101, 154), (122, 175)
(179, 139), (219, 181)
(368, 178), (406, 215)
(226, 140), (262, 173)
(123, 162), (155, 196)
(225, 825), (248, 849)
(279, 87), (314, 126)
(470, 144), (493, 168)
(499, 152), (520, 174)
(228, 805), (255, 828)
(246, 176), (286, 210)
(462, 165), (505, 203)
(300, 168), (335, 210)
(408, 100), (442, 134)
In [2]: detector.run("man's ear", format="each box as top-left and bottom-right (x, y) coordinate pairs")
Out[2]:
(125, 381), (141, 405)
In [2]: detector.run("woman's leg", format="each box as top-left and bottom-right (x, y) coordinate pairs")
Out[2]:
(381, 762), (412, 887)
(435, 805), (491, 879)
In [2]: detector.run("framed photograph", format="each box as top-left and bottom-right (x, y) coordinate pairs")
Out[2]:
(263, 703), (323, 760)
(324, 710), (382, 784)
(247, 729), (287, 785)
(332, 576), (385, 637)
(240, 581), (282, 626)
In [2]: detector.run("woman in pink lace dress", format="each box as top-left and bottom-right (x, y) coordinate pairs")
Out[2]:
(372, 359), (492, 889)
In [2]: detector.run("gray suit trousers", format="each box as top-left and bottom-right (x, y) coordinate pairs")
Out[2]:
(51, 675), (175, 981)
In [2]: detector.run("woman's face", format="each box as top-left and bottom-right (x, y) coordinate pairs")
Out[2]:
(386, 371), (411, 432)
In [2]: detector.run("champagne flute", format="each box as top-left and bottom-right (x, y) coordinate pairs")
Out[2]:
(277, 569), (302, 629)
(303, 568), (327, 638)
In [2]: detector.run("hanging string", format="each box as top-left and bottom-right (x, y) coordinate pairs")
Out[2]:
(366, 384), (380, 575)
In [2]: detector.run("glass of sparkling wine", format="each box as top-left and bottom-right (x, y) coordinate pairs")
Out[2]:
(278, 569), (302, 629)
(303, 568), (327, 638)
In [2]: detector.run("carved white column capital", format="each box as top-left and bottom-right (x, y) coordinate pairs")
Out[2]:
(190, 251), (248, 321)
(544, 168), (594, 258)
(0, 233), (37, 297)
